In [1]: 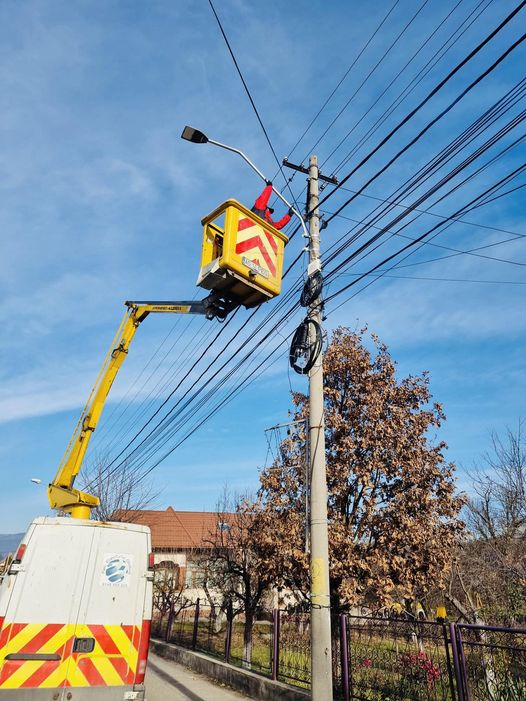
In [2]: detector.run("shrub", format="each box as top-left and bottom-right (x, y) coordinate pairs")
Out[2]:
(399, 651), (442, 687)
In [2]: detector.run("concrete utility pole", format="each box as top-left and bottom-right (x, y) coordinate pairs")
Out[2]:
(307, 155), (333, 700)
(283, 153), (337, 699)
(185, 130), (335, 699)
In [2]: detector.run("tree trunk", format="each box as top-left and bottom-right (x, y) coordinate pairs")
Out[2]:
(446, 592), (497, 699)
(165, 604), (174, 642)
(243, 609), (254, 670)
(214, 607), (226, 634)
(157, 611), (166, 638)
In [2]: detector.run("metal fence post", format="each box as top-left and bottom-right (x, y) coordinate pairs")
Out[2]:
(456, 626), (471, 701)
(339, 614), (350, 701)
(449, 623), (466, 701)
(192, 598), (200, 650)
(272, 609), (281, 681)
(441, 622), (456, 701)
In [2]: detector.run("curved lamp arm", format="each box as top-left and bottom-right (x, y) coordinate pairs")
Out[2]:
(182, 126), (308, 239)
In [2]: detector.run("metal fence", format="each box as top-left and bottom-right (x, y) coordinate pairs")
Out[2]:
(343, 615), (456, 701)
(452, 623), (526, 701)
(278, 611), (311, 686)
(151, 603), (526, 701)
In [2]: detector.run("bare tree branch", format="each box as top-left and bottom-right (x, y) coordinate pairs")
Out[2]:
(450, 420), (526, 624)
(78, 451), (163, 521)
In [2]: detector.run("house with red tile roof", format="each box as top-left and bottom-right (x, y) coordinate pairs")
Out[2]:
(120, 507), (297, 616)
(118, 506), (233, 599)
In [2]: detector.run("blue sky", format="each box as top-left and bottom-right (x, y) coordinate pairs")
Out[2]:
(1, 0), (525, 532)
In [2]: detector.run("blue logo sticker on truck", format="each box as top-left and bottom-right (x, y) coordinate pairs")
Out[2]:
(101, 554), (132, 586)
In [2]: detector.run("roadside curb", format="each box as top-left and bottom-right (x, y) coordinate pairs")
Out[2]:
(150, 638), (310, 701)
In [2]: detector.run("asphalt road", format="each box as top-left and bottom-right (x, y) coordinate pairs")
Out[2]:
(145, 652), (254, 701)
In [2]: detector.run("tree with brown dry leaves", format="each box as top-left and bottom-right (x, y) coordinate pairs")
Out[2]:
(255, 327), (465, 615)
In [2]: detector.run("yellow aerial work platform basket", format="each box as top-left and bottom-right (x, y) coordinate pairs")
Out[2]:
(197, 199), (288, 309)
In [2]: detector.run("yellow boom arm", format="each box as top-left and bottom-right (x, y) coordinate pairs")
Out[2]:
(48, 299), (213, 519)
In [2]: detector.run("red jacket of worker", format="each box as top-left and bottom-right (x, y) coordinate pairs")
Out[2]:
(251, 184), (292, 230)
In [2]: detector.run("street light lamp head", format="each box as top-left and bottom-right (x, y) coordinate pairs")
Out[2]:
(181, 126), (208, 144)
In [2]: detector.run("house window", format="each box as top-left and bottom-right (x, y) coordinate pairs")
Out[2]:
(155, 560), (180, 587)
(185, 563), (194, 587)
(156, 560), (176, 569)
(185, 562), (205, 588)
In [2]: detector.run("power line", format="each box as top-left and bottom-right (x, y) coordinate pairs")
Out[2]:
(207, 0), (299, 209)
(320, 119), (526, 270)
(316, 1), (526, 218)
(95, 316), (211, 455)
(333, 186), (526, 240)
(324, 134), (526, 289)
(83, 267), (307, 489)
(93, 307), (242, 474)
(87, 294), (301, 489)
(275, 1), (500, 237)
(390, 231), (526, 271)
(324, 36), (526, 224)
(340, 272), (526, 285)
(321, 110), (526, 288)
(317, 74), (526, 280)
(306, 0), (433, 158)
(132, 334), (290, 488)
(323, 208), (526, 268)
(325, 0), (495, 175)
(287, 0), (403, 160)
(95, 312), (209, 445)
(279, 0), (492, 224)
(289, 0), (494, 208)
(325, 162), (526, 308)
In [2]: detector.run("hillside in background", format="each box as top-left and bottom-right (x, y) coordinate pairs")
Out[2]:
(0, 533), (24, 559)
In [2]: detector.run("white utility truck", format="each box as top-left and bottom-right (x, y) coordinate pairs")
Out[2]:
(0, 517), (153, 700)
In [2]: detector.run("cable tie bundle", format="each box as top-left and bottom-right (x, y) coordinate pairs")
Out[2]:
(300, 270), (324, 308)
(289, 317), (323, 375)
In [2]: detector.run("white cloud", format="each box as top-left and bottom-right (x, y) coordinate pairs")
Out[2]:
(0, 272), (121, 343)
(330, 279), (524, 345)
(69, 157), (156, 201)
